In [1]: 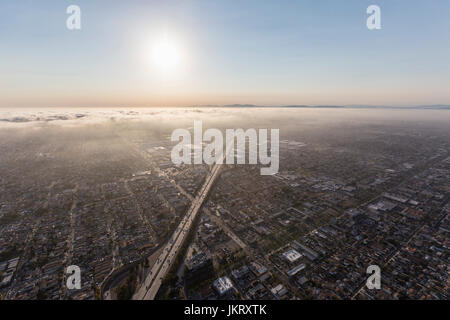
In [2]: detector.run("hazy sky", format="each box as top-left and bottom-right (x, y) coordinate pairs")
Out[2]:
(1, 0), (449, 108)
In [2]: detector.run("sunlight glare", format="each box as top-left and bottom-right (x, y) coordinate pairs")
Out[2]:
(152, 36), (182, 74)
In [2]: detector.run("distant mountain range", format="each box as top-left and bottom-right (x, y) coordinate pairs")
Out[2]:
(207, 104), (450, 110)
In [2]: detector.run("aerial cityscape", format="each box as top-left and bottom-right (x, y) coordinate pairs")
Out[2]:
(0, 107), (448, 300)
(0, 0), (449, 305)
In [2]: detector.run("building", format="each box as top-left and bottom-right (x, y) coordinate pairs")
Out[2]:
(271, 284), (288, 298)
(283, 249), (302, 263)
(213, 276), (234, 296)
(231, 265), (249, 280)
(293, 242), (319, 261)
(287, 264), (306, 277)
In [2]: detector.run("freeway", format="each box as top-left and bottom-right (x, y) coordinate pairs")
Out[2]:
(133, 143), (233, 300)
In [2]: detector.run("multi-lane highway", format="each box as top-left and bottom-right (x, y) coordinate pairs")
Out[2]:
(133, 143), (232, 300)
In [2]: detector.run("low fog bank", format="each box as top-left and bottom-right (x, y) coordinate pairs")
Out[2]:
(0, 107), (449, 131)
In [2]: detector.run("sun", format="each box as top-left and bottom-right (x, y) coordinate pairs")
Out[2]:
(152, 36), (182, 73)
